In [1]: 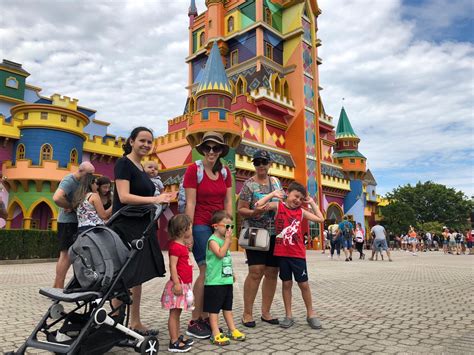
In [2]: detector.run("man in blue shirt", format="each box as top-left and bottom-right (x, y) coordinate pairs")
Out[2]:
(338, 216), (354, 262)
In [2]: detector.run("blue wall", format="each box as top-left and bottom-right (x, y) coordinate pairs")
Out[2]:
(225, 30), (257, 68)
(13, 128), (84, 167)
(192, 55), (208, 83)
(263, 30), (283, 65)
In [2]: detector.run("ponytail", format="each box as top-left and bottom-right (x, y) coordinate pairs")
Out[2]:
(212, 158), (223, 174)
(122, 126), (153, 156)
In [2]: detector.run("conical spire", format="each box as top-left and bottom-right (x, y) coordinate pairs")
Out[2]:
(195, 42), (232, 96)
(188, 0), (198, 16)
(335, 107), (358, 139)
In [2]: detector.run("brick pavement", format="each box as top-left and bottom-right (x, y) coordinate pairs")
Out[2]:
(1, 251), (473, 354)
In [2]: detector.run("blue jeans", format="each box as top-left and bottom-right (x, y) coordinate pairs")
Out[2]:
(330, 237), (341, 256)
(192, 224), (213, 266)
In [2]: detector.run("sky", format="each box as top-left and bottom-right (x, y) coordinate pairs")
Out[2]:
(1, 0), (473, 197)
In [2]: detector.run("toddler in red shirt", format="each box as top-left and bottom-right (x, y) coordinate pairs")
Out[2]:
(161, 214), (195, 352)
(255, 182), (324, 330)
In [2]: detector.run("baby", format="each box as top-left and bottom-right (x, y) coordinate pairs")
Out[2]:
(144, 161), (164, 196)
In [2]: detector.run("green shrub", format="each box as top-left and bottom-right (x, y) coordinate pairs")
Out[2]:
(0, 229), (59, 260)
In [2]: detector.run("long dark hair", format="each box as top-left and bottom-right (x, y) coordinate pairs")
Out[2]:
(72, 173), (95, 210)
(213, 158), (223, 174)
(96, 176), (112, 200)
(122, 126), (154, 156)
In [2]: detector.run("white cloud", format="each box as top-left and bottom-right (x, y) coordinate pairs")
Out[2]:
(1, 0), (472, 196)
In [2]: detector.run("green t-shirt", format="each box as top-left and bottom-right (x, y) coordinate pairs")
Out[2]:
(205, 234), (234, 286)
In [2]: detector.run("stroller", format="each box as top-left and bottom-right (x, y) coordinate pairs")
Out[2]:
(10, 204), (165, 354)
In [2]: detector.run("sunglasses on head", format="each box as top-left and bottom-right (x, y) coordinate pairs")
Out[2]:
(201, 144), (223, 154)
(253, 159), (269, 167)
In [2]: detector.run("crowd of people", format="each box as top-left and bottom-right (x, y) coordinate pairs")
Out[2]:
(48, 125), (472, 352)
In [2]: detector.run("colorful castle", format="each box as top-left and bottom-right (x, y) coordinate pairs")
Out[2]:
(0, 0), (384, 249)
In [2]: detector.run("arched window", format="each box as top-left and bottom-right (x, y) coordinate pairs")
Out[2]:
(5, 76), (19, 89)
(40, 144), (53, 163)
(199, 32), (205, 47)
(274, 76), (281, 96)
(227, 16), (234, 33)
(264, 8), (272, 26)
(189, 97), (196, 112)
(16, 144), (25, 160)
(283, 81), (290, 99)
(236, 77), (245, 95)
(70, 149), (78, 164)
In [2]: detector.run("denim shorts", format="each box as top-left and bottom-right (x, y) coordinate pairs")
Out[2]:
(374, 239), (388, 251)
(342, 238), (353, 249)
(192, 224), (213, 266)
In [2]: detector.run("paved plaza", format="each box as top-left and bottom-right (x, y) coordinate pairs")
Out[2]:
(1, 250), (473, 354)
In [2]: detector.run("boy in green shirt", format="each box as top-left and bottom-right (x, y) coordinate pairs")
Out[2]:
(204, 210), (246, 346)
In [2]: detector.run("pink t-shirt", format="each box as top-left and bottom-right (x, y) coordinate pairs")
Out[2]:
(183, 163), (231, 226)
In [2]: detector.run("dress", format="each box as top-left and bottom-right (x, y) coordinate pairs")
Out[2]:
(111, 156), (166, 287)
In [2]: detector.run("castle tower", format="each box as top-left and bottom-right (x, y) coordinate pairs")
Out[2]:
(333, 107), (367, 226)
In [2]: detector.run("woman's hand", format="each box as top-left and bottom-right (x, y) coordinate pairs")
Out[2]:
(154, 192), (174, 204)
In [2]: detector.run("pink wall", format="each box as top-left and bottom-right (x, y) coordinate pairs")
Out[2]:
(90, 158), (116, 180)
(0, 140), (13, 175)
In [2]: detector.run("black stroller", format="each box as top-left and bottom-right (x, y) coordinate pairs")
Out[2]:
(10, 204), (165, 354)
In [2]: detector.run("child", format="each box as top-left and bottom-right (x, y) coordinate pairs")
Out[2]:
(144, 161), (164, 196)
(204, 210), (246, 346)
(72, 174), (111, 233)
(161, 214), (195, 353)
(255, 182), (324, 330)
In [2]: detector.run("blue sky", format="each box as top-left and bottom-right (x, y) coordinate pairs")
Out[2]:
(1, 0), (473, 197)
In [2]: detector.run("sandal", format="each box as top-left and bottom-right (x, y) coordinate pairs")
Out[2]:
(241, 318), (256, 328)
(210, 333), (230, 346)
(261, 316), (279, 325)
(279, 317), (294, 328)
(228, 328), (246, 341)
(307, 317), (322, 329)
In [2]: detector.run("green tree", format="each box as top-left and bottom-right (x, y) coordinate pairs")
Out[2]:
(386, 181), (471, 230)
(418, 221), (445, 235)
(381, 201), (416, 235)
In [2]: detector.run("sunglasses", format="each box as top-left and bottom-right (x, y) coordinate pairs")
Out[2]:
(201, 144), (223, 154)
(214, 223), (235, 230)
(253, 159), (269, 167)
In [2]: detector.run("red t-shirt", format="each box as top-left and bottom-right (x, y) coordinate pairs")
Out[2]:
(183, 163), (232, 226)
(273, 202), (305, 259)
(168, 241), (193, 284)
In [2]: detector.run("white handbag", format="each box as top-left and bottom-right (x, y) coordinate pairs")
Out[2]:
(238, 227), (270, 251)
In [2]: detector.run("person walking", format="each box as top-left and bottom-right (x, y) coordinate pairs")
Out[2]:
(183, 131), (233, 339)
(327, 220), (341, 260)
(112, 126), (174, 335)
(369, 223), (392, 262)
(52, 161), (95, 289)
(238, 149), (282, 328)
(354, 222), (365, 259)
(408, 226), (418, 256)
(338, 216), (354, 261)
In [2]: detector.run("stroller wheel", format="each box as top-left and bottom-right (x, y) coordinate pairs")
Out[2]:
(139, 336), (159, 355)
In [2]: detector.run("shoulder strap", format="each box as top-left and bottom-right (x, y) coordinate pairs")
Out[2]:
(195, 160), (204, 184)
(220, 164), (228, 180)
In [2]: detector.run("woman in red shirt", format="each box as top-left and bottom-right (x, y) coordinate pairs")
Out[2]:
(183, 132), (233, 338)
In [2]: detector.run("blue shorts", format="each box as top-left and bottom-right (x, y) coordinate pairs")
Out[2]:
(374, 239), (388, 251)
(278, 257), (308, 283)
(342, 238), (353, 249)
(192, 224), (213, 266)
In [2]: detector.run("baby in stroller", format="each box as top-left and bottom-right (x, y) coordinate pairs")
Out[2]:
(10, 204), (164, 355)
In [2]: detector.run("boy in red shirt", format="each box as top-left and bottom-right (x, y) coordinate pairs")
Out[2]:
(255, 182), (324, 330)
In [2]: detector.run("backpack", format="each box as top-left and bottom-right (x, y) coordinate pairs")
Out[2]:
(178, 160), (228, 213)
(68, 226), (129, 292)
(342, 222), (352, 239)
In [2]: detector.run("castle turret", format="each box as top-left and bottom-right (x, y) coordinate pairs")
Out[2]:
(333, 107), (366, 180)
(188, 0), (198, 27)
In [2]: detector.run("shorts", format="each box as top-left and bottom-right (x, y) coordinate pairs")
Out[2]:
(449, 241), (456, 247)
(409, 238), (417, 244)
(467, 241), (473, 248)
(246, 234), (279, 267)
(161, 280), (194, 311)
(192, 224), (213, 266)
(374, 239), (388, 251)
(278, 257), (308, 283)
(342, 238), (353, 249)
(57, 222), (78, 251)
(203, 284), (233, 313)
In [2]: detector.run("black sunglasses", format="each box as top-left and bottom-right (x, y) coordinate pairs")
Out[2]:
(201, 144), (223, 154)
(226, 224), (234, 230)
(253, 159), (269, 167)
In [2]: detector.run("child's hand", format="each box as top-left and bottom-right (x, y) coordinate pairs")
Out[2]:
(272, 190), (285, 200)
(225, 227), (233, 240)
(304, 196), (315, 204)
(172, 283), (183, 296)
